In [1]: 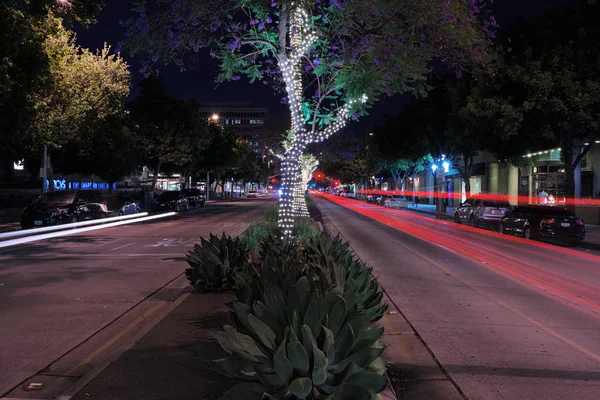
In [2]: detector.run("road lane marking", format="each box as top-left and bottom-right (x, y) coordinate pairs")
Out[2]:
(109, 243), (134, 252)
(66, 300), (166, 375)
(381, 315), (416, 364)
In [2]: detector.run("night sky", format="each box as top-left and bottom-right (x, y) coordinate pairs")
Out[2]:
(74, 0), (572, 136)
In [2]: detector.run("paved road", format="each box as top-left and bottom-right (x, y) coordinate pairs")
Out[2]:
(0, 198), (274, 397)
(315, 194), (600, 400)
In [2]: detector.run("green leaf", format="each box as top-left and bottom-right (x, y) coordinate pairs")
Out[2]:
(273, 338), (293, 386)
(253, 301), (283, 342)
(303, 299), (323, 339)
(345, 371), (387, 393)
(289, 377), (313, 399)
(287, 339), (310, 375)
(328, 300), (346, 337)
(248, 314), (277, 351)
(263, 284), (287, 325)
(211, 357), (258, 381)
(333, 324), (354, 364)
(221, 382), (269, 400)
(312, 343), (328, 386)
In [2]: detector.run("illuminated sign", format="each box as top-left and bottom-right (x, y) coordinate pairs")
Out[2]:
(46, 180), (116, 191)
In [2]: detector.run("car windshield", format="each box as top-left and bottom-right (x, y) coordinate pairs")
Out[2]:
(35, 192), (76, 205)
(392, 196), (406, 200)
(159, 192), (179, 201)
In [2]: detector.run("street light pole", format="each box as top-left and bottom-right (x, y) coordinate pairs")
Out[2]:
(42, 144), (48, 194)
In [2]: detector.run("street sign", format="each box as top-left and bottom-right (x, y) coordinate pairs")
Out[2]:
(39, 168), (46, 178)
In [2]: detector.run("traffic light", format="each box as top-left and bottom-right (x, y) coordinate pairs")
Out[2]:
(271, 178), (276, 183)
(334, 180), (340, 186)
(316, 172), (322, 179)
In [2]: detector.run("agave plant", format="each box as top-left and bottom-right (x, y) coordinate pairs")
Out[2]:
(214, 264), (388, 399)
(185, 233), (250, 293)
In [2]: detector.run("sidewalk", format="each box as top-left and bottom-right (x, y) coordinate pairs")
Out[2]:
(70, 292), (236, 400)
(403, 203), (600, 251)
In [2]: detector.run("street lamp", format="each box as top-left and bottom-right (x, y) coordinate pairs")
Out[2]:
(431, 164), (438, 172)
(211, 113), (219, 122)
(442, 161), (450, 173)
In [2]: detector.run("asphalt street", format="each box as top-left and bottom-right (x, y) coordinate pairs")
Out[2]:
(315, 194), (600, 400)
(0, 198), (274, 397)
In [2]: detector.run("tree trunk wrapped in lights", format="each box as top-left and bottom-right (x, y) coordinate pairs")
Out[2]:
(124, 0), (495, 235)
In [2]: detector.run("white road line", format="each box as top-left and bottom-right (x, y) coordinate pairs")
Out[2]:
(109, 243), (135, 252)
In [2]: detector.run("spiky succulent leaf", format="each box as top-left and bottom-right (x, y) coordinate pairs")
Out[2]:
(289, 377), (313, 399)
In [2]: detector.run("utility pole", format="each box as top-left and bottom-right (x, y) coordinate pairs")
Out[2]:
(206, 171), (210, 201)
(41, 144), (48, 194)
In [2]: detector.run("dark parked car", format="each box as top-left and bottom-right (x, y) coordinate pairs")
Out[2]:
(454, 195), (512, 228)
(20, 190), (110, 229)
(153, 191), (189, 212)
(181, 189), (205, 208)
(499, 205), (585, 245)
(367, 193), (382, 203)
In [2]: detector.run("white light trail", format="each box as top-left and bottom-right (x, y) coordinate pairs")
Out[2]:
(0, 212), (150, 240)
(0, 212), (177, 249)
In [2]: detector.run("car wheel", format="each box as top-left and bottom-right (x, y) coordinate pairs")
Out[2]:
(523, 226), (532, 240)
(70, 216), (78, 225)
(118, 211), (123, 216)
(175, 204), (180, 212)
(200, 201), (205, 208)
(498, 222), (505, 234)
(135, 208), (140, 213)
(454, 213), (461, 224)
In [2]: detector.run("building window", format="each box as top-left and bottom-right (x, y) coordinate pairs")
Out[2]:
(249, 119), (265, 124)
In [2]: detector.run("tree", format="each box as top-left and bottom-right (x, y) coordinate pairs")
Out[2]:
(128, 77), (212, 190)
(124, 0), (494, 235)
(57, 116), (140, 192)
(0, 0), (106, 163)
(467, 1), (600, 199)
(33, 20), (130, 151)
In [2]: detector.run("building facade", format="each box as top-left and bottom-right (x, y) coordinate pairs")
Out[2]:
(198, 102), (270, 153)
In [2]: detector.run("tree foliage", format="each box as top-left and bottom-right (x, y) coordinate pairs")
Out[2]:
(128, 77), (213, 188)
(124, 0), (494, 133)
(464, 0), (600, 197)
(0, 0), (106, 160)
(33, 18), (130, 150)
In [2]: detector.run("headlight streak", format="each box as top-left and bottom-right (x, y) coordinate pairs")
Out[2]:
(0, 212), (176, 249)
(1, 212), (151, 240)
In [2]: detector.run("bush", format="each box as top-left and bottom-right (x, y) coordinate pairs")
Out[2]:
(185, 233), (250, 293)
(294, 217), (320, 245)
(265, 206), (279, 224)
(242, 222), (278, 250)
(214, 233), (388, 399)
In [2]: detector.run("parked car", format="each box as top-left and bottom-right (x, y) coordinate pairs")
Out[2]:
(499, 205), (585, 245)
(367, 193), (382, 203)
(181, 188), (205, 208)
(343, 191), (356, 198)
(117, 195), (141, 216)
(20, 190), (110, 229)
(153, 191), (189, 213)
(454, 195), (512, 228)
(380, 195), (409, 209)
(247, 190), (258, 198)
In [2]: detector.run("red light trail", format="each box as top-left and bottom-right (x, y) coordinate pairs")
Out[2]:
(319, 193), (600, 318)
